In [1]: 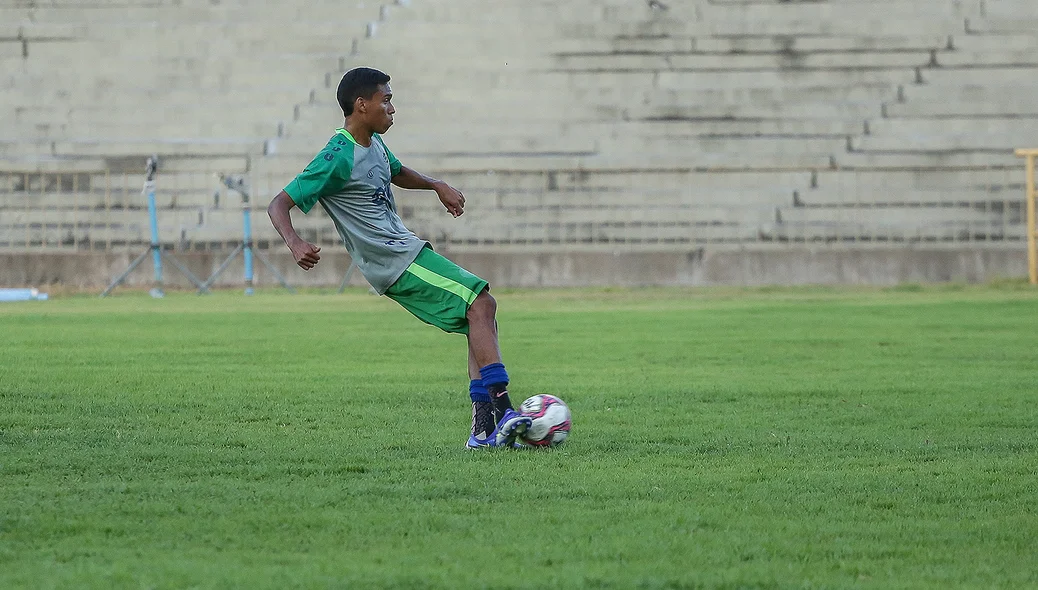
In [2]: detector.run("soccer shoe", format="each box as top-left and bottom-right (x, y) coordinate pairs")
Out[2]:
(466, 433), (496, 449)
(465, 433), (524, 449)
(493, 408), (532, 448)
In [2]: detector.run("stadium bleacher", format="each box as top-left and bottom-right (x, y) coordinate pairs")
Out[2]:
(0, 0), (1033, 263)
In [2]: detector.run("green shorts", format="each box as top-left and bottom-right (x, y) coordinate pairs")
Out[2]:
(384, 245), (489, 334)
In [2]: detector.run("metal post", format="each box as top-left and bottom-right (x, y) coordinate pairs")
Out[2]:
(144, 157), (164, 297)
(243, 206), (255, 295)
(1015, 149), (1038, 285)
(1027, 155), (1037, 285)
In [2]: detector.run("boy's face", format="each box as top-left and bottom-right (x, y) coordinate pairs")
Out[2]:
(358, 83), (395, 134)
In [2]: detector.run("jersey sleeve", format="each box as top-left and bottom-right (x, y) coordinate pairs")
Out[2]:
(376, 134), (403, 176)
(283, 148), (352, 214)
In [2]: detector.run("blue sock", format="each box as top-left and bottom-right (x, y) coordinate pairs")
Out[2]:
(479, 363), (509, 391)
(469, 379), (490, 403)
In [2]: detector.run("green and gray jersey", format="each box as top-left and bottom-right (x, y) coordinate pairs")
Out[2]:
(284, 128), (427, 294)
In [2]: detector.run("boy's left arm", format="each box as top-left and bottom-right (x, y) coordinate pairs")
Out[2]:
(392, 166), (465, 218)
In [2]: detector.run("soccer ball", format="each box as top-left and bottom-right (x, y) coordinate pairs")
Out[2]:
(518, 394), (571, 447)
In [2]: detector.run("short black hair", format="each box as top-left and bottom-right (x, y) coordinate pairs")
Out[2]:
(336, 67), (391, 116)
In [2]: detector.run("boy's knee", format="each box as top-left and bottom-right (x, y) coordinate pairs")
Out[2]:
(467, 290), (496, 322)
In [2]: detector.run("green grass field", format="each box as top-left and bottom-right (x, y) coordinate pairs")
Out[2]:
(1, 285), (1037, 589)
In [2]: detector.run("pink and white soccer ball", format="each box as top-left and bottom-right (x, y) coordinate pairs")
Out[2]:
(518, 394), (571, 447)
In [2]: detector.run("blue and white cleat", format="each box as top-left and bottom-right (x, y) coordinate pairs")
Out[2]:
(465, 409), (532, 449)
(494, 408), (532, 448)
(466, 434), (525, 449)
(466, 433), (496, 449)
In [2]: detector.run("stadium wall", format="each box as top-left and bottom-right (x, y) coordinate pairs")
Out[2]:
(0, 247), (1025, 290)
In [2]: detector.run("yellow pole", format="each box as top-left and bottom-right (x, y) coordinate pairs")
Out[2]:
(1014, 149), (1038, 285)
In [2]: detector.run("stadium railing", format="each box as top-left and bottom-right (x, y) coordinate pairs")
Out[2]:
(0, 163), (1030, 253)
(1014, 148), (1038, 284)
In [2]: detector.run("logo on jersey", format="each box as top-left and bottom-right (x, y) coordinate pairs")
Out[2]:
(372, 182), (394, 210)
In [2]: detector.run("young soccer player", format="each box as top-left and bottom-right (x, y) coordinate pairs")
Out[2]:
(267, 67), (530, 449)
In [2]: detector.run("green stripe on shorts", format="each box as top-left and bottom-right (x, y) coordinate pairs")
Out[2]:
(405, 263), (480, 305)
(384, 246), (488, 334)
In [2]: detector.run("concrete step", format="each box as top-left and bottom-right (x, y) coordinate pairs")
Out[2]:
(705, 1), (979, 20)
(0, 167), (224, 192)
(653, 69), (919, 89)
(694, 34), (951, 54)
(386, 2), (666, 24)
(0, 22), (85, 39)
(591, 84), (900, 107)
(420, 205), (779, 227)
(937, 50), (1038, 67)
(550, 36), (696, 54)
(793, 187), (1025, 208)
(760, 210), (1019, 242)
(966, 18), (1038, 34)
(773, 207), (1007, 228)
(411, 219), (761, 246)
(0, 155), (248, 174)
(981, 1), (1038, 18)
(919, 65), (1038, 86)
(814, 169), (1023, 191)
(264, 135), (597, 158)
(0, 158), (108, 173)
(617, 119), (866, 137)
(835, 151), (1021, 169)
(950, 33), (1038, 52)
(19, 52), (342, 77)
(890, 85), (1038, 116)
(478, 187), (799, 209)
(867, 116), (1038, 137)
(706, 0), (976, 7)
(889, 100), (1038, 117)
(0, 138), (263, 158)
(0, 3), (385, 24)
(553, 50), (936, 72)
(2, 207), (207, 228)
(851, 134), (1025, 153)
(697, 17), (968, 37)
(372, 19), (693, 41)
(0, 40), (24, 59)
(3, 72), (332, 95)
(22, 36), (370, 61)
(598, 136), (848, 157)
(4, 120), (279, 139)
(0, 83), (316, 106)
(643, 100), (881, 120)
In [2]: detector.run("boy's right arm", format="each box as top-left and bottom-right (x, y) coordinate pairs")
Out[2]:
(268, 190), (321, 270)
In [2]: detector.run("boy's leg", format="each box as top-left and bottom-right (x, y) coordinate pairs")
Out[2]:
(467, 289), (529, 446)
(383, 246), (528, 446)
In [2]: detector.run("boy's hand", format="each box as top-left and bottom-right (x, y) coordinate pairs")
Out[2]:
(435, 182), (465, 217)
(290, 239), (321, 270)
